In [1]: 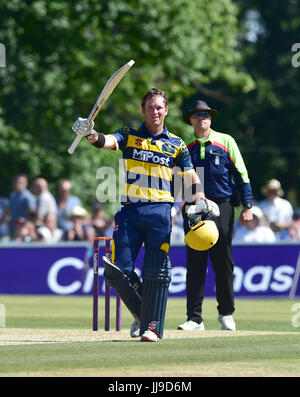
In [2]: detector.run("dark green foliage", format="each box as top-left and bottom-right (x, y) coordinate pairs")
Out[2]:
(0, 0), (252, 214)
(4, 1), (299, 212)
(202, 0), (300, 205)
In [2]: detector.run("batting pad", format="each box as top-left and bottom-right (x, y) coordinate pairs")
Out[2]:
(103, 259), (142, 320)
(140, 249), (171, 339)
(127, 270), (143, 297)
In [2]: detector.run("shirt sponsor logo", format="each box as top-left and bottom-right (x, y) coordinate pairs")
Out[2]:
(132, 149), (171, 166)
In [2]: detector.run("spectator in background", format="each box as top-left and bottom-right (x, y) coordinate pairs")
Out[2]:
(32, 177), (57, 223)
(293, 209), (300, 239)
(0, 197), (10, 241)
(171, 200), (185, 228)
(36, 213), (63, 244)
(170, 206), (185, 245)
(91, 201), (107, 237)
(279, 208), (300, 242)
(233, 206), (276, 244)
(62, 205), (95, 243)
(56, 179), (82, 232)
(104, 216), (115, 238)
(0, 174), (36, 237)
(12, 217), (37, 243)
(258, 179), (293, 235)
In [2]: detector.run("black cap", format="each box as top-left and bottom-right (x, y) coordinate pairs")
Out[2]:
(182, 100), (219, 125)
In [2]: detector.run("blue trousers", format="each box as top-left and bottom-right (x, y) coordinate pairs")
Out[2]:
(112, 203), (172, 274)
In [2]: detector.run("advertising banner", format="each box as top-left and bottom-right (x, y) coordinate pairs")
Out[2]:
(0, 243), (89, 294)
(0, 243), (299, 297)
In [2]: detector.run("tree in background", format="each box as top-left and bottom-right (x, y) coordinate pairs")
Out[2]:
(0, 0), (253, 215)
(238, 0), (300, 206)
(195, 0), (300, 206)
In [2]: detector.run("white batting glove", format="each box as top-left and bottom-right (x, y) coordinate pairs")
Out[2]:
(203, 198), (220, 217)
(187, 198), (220, 218)
(72, 117), (95, 137)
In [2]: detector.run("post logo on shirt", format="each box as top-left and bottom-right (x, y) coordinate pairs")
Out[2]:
(132, 149), (171, 166)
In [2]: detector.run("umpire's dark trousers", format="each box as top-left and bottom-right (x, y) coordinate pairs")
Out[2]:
(183, 201), (235, 323)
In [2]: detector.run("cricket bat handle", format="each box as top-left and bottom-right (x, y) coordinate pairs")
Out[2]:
(68, 134), (83, 155)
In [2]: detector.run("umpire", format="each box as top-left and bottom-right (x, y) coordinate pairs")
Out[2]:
(178, 100), (253, 331)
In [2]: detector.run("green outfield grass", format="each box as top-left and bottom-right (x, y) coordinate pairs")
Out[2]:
(0, 295), (299, 377)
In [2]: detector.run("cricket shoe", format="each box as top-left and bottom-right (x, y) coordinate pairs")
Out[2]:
(218, 315), (236, 331)
(130, 319), (140, 338)
(140, 329), (159, 342)
(177, 320), (205, 331)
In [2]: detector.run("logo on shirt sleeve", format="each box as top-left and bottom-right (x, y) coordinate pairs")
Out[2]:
(162, 143), (175, 157)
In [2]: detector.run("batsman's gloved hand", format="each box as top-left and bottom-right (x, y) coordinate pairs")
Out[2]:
(72, 117), (95, 137)
(186, 198), (220, 218)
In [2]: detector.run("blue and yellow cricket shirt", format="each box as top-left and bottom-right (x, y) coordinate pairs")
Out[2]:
(111, 122), (194, 204)
(186, 129), (253, 206)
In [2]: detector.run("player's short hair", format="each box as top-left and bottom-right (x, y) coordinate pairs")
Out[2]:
(141, 88), (168, 108)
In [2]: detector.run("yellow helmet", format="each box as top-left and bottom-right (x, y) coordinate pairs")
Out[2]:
(184, 217), (219, 251)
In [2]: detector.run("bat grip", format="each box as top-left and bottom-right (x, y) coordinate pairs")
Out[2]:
(68, 134), (83, 154)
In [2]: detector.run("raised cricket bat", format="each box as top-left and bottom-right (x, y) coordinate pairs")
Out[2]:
(68, 59), (135, 154)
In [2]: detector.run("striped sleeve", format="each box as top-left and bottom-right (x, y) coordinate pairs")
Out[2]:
(227, 136), (250, 183)
(227, 136), (253, 204)
(111, 127), (130, 152)
(174, 140), (194, 174)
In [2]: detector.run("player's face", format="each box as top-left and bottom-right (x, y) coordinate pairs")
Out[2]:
(142, 96), (168, 133)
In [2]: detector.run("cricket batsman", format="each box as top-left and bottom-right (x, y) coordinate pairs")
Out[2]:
(72, 88), (220, 342)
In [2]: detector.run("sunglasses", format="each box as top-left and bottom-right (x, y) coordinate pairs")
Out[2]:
(191, 111), (211, 118)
